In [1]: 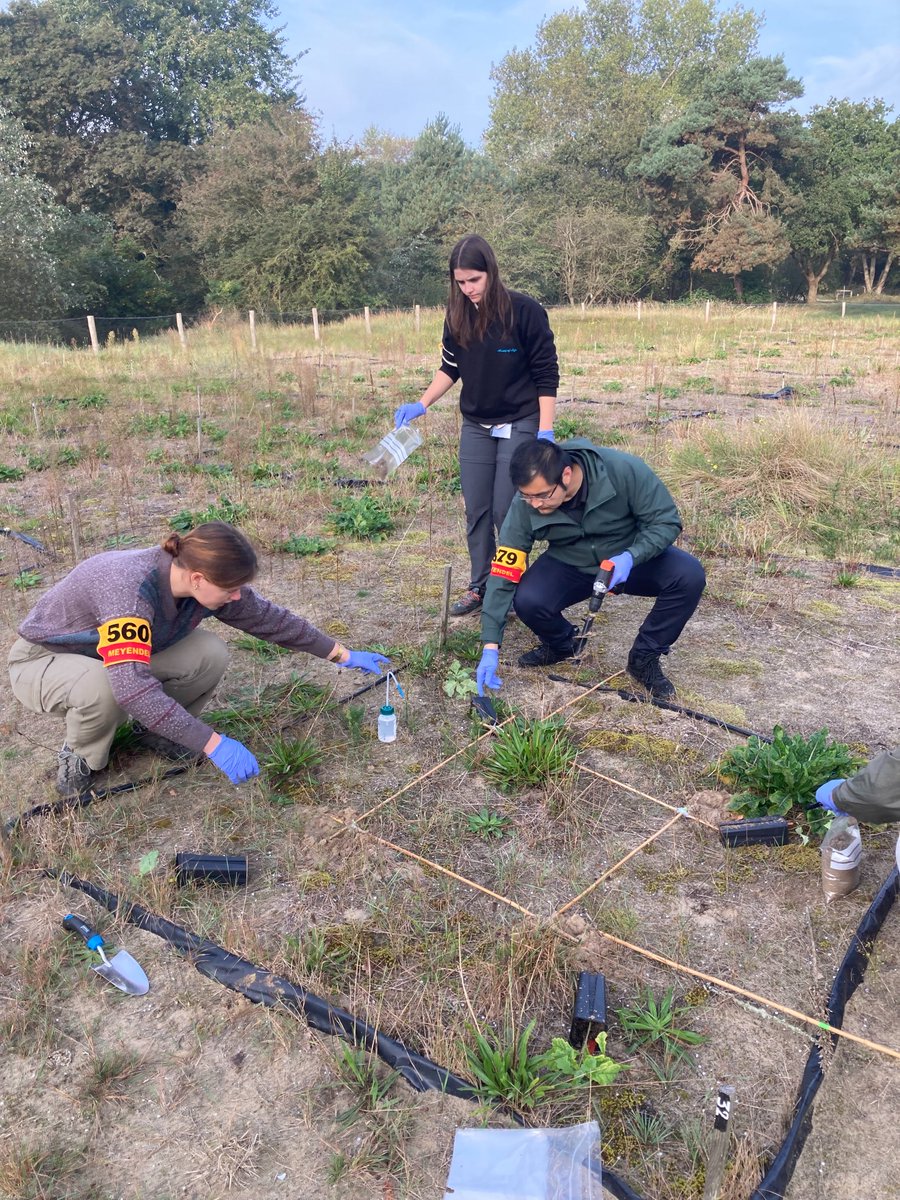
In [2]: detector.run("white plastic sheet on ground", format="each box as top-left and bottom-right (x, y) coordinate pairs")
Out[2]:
(442, 1121), (601, 1199)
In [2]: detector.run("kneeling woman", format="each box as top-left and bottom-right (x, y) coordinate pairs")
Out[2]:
(8, 521), (388, 796)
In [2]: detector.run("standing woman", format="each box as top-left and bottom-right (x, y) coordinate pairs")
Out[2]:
(8, 522), (388, 797)
(394, 235), (559, 615)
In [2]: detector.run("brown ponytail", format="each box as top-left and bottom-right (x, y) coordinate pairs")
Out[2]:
(161, 522), (258, 589)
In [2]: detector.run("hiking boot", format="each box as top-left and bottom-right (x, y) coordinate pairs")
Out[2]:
(56, 744), (103, 798)
(132, 724), (202, 763)
(627, 650), (676, 700)
(450, 588), (483, 616)
(518, 641), (576, 667)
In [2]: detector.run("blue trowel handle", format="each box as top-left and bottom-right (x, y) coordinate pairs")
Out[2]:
(63, 913), (105, 952)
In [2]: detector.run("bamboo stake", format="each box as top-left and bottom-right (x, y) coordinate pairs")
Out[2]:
(553, 813), (684, 917)
(578, 764), (718, 829)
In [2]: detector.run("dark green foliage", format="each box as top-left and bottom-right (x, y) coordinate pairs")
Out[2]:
(168, 496), (247, 531)
(616, 988), (707, 1058)
(232, 634), (291, 660)
(717, 725), (865, 839)
(482, 716), (577, 792)
(263, 733), (323, 787)
(327, 493), (395, 541)
(276, 534), (335, 557)
(0, 465), (25, 481)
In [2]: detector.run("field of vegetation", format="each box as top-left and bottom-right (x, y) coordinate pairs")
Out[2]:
(0, 299), (898, 1200)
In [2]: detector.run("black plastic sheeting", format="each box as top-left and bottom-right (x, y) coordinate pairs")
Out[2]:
(749, 865), (900, 1200)
(54, 869), (646, 1200)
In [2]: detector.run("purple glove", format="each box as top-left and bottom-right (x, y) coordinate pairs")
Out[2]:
(394, 401), (426, 428)
(815, 779), (848, 815)
(345, 650), (389, 675)
(537, 430), (556, 442)
(208, 736), (259, 785)
(609, 551), (633, 590)
(476, 648), (502, 695)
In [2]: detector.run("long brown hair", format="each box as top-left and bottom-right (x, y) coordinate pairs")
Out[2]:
(446, 235), (513, 349)
(161, 522), (258, 589)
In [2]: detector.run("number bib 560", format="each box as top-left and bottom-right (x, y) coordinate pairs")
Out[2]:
(490, 546), (527, 584)
(96, 616), (152, 667)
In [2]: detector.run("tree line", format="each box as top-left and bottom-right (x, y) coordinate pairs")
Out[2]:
(1, 0), (898, 328)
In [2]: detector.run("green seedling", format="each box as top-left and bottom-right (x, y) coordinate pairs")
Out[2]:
(466, 807), (512, 840)
(327, 493), (396, 541)
(482, 716), (576, 792)
(232, 634), (291, 659)
(0, 465), (25, 481)
(263, 733), (322, 787)
(443, 659), (477, 700)
(276, 534), (335, 556)
(616, 987), (706, 1058)
(13, 569), (43, 590)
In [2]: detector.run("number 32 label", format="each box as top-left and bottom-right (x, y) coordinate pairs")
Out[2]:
(490, 546), (527, 584)
(97, 616), (152, 667)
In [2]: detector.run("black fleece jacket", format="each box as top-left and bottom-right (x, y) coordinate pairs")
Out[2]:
(439, 291), (559, 425)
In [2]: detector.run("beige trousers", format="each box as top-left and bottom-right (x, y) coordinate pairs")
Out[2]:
(8, 629), (229, 769)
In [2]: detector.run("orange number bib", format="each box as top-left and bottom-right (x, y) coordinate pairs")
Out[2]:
(490, 546), (527, 584)
(97, 616), (152, 667)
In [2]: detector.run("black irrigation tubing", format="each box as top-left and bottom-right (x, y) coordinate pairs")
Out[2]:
(52, 868), (645, 1200)
(749, 865), (900, 1200)
(547, 675), (773, 743)
(5, 669), (403, 835)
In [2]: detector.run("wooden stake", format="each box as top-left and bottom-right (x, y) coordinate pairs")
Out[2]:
(705, 299), (711, 324)
(702, 1085), (735, 1200)
(440, 564), (452, 648)
(771, 301), (777, 330)
(364, 306), (371, 336)
(414, 304), (421, 333)
(312, 307), (320, 341)
(66, 492), (82, 561)
(841, 300), (847, 319)
(176, 312), (186, 348)
(249, 309), (257, 352)
(86, 315), (99, 354)
(637, 299), (642, 321)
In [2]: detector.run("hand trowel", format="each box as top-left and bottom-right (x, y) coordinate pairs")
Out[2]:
(63, 913), (149, 996)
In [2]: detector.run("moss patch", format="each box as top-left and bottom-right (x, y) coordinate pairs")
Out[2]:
(581, 730), (698, 764)
(700, 656), (764, 679)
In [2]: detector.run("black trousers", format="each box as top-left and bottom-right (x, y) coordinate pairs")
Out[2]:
(512, 545), (706, 656)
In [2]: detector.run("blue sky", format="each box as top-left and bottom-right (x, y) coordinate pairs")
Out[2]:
(279, 0), (900, 146)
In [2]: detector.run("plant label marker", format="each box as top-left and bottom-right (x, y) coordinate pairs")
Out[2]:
(702, 1084), (735, 1200)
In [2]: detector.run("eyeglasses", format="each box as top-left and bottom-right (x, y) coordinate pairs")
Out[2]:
(518, 480), (562, 504)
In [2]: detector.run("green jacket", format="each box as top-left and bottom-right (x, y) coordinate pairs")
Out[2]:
(481, 439), (682, 646)
(833, 749), (900, 824)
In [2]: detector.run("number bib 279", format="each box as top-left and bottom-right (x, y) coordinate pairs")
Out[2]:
(490, 546), (527, 584)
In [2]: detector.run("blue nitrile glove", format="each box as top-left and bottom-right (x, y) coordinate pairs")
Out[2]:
(208, 736), (259, 785)
(476, 648), (502, 696)
(815, 779), (848, 815)
(609, 551), (633, 590)
(537, 429), (556, 442)
(345, 650), (389, 675)
(394, 401), (426, 428)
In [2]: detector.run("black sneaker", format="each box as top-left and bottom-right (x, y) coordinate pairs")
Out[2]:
(56, 744), (103, 798)
(518, 642), (576, 667)
(132, 724), (202, 763)
(450, 588), (483, 616)
(627, 651), (676, 700)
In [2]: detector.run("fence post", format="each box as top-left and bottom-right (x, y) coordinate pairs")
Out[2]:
(770, 301), (777, 330)
(249, 309), (257, 352)
(176, 312), (187, 349)
(364, 306), (371, 336)
(636, 299), (642, 321)
(86, 315), (99, 354)
(312, 307), (320, 341)
(440, 565), (452, 649)
(841, 301), (847, 319)
(414, 304), (421, 333)
(705, 299), (711, 324)
(580, 301), (586, 317)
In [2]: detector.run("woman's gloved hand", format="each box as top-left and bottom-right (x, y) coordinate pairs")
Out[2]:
(208, 735), (259, 785)
(537, 430), (556, 442)
(394, 402), (426, 428)
(476, 648), (502, 696)
(345, 650), (390, 675)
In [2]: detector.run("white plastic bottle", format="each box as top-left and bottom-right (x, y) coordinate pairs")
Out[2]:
(378, 704), (397, 743)
(362, 425), (423, 478)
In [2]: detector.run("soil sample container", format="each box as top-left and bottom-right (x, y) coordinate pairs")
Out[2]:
(362, 425), (422, 478)
(820, 816), (862, 901)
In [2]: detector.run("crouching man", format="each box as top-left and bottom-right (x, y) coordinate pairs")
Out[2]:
(475, 438), (705, 700)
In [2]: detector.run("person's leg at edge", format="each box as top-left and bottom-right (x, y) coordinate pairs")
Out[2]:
(148, 628), (229, 716)
(513, 555), (594, 661)
(455, 419), (500, 613)
(491, 416), (539, 541)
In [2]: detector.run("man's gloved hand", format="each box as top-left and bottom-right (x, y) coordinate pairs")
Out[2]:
(609, 551), (633, 590)
(208, 736), (259, 785)
(345, 650), (389, 675)
(537, 429), (556, 442)
(815, 779), (848, 815)
(476, 648), (502, 696)
(394, 401), (426, 428)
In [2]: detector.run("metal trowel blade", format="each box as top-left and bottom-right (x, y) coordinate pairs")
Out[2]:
(92, 948), (149, 996)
